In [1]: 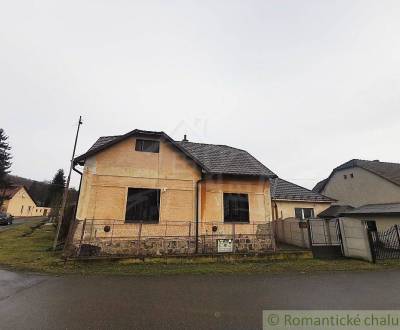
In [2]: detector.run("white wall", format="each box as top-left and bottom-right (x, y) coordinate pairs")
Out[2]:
(274, 218), (310, 248)
(322, 167), (400, 207)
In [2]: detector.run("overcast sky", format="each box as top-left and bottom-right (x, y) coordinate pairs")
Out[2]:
(1, 1), (400, 189)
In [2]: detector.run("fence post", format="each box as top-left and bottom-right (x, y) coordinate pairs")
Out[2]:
(188, 221), (192, 255)
(366, 229), (376, 263)
(232, 223), (236, 254)
(325, 219), (332, 245)
(110, 219), (115, 245)
(88, 218), (95, 244)
(336, 219), (344, 255)
(306, 219), (312, 250)
(137, 223), (143, 256)
(77, 219), (87, 256)
(395, 225), (400, 246)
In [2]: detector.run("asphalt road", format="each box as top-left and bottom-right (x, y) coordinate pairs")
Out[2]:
(1, 269), (400, 329)
(0, 217), (46, 232)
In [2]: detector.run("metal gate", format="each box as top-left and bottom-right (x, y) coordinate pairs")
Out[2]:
(369, 225), (400, 260)
(308, 219), (343, 259)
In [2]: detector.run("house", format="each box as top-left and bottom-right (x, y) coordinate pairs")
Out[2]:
(0, 186), (51, 217)
(70, 129), (277, 256)
(270, 178), (334, 220)
(313, 159), (400, 207)
(313, 159), (400, 244)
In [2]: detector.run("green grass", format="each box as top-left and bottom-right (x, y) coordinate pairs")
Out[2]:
(1, 220), (400, 276)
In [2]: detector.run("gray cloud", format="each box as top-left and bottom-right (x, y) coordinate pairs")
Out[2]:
(1, 0), (400, 189)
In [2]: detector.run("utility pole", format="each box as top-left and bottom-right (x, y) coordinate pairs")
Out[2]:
(53, 116), (83, 250)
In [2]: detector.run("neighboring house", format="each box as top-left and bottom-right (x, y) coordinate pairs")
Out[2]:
(270, 178), (334, 220)
(0, 186), (51, 217)
(313, 159), (400, 207)
(71, 129), (277, 256)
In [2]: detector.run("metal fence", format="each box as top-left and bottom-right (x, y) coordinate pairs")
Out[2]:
(369, 225), (400, 260)
(66, 219), (274, 258)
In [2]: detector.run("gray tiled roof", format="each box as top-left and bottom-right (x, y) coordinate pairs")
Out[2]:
(76, 131), (276, 178)
(341, 203), (400, 215)
(176, 141), (276, 177)
(313, 159), (400, 193)
(86, 136), (120, 153)
(312, 178), (328, 193)
(271, 178), (334, 202)
(318, 205), (354, 218)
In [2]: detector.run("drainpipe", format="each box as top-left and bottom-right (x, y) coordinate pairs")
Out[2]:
(195, 176), (204, 254)
(72, 164), (83, 221)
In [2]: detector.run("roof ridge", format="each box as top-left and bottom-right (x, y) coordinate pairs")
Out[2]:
(176, 140), (246, 152)
(99, 135), (121, 138)
(360, 202), (400, 207)
(314, 158), (400, 193)
(272, 177), (335, 202)
(276, 177), (311, 191)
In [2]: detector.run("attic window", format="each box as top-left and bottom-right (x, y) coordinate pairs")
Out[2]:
(135, 139), (160, 153)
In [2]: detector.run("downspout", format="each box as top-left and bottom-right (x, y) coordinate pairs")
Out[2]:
(72, 164), (83, 221)
(272, 200), (278, 220)
(195, 176), (204, 254)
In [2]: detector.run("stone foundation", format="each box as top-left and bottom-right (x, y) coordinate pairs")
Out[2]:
(69, 235), (273, 258)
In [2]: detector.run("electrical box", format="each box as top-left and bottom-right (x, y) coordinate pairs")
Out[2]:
(217, 239), (233, 253)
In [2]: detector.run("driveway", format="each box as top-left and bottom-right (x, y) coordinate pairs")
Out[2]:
(1, 269), (400, 329)
(0, 217), (46, 232)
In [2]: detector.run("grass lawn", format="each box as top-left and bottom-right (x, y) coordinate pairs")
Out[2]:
(1, 220), (400, 276)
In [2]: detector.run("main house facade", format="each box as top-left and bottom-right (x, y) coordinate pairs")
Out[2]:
(70, 130), (277, 256)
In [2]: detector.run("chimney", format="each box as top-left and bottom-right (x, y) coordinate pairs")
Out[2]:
(182, 134), (188, 142)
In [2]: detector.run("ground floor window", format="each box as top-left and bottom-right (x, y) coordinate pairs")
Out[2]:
(295, 208), (315, 220)
(223, 193), (249, 223)
(125, 188), (160, 223)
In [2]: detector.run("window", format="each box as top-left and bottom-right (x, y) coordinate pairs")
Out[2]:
(21, 206), (24, 214)
(344, 175), (347, 179)
(125, 188), (160, 223)
(294, 208), (315, 220)
(135, 139), (160, 153)
(223, 193), (249, 222)
(350, 173), (354, 178)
